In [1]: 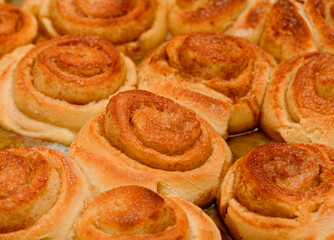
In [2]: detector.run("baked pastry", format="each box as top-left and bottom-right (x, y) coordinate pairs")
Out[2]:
(258, 0), (317, 63)
(0, 35), (136, 145)
(169, 0), (334, 63)
(261, 52), (334, 148)
(218, 143), (334, 240)
(0, 3), (37, 56)
(168, 0), (271, 39)
(69, 90), (232, 207)
(75, 185), (222, 240)
(138, 32), (275, 136)
(0, 147), (90, 240)
(305, 0), (334, 53)
(23, 0), (167, 59)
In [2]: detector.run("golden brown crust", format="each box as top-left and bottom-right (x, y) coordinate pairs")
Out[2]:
(0, 3), (38, 55)
(75, 186), (221, 240)
(305, 0), (334, 53)
(28, 0), (167, 59)
(0, 147), (90, 240)
(261, 52), (334, 148)
(168, 0), (334, 62)
(227, 0), (272, 44)
(217, 143), (334, 240)
(138, 32), (275, 136)
(0, 35), (136, 145)
(69, 90), (233, 207)
(259, 0), (317, 62)
(168, 0), (248, 35)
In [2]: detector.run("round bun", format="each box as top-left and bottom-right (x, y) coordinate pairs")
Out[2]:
(0, 147), (90, 240)
(0, 3), (38, 55)
(218, 143), (334, 240)
(75, 185), (221, 240)
(168, 0), (270, 40)
(69, 90), (232, 207)
(168, 0), (334, 63)
(138, 32), (275, 136)
(0, 35), (136, 145)
(24, 0), (167, 59)
(261, 52), (334, 148)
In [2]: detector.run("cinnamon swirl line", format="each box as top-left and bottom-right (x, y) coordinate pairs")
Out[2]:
(23, 0), (167, 59)
(69, 90), (233, 207)
(218, 143), (334, 240)
(0, 35), (136, 145)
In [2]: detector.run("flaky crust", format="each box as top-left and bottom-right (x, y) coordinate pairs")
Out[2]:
(0, 3), (38, 55)
(168, 0), (334, 62)
(305, 0), (334, 53)
(138, 32), (275, 136)
(0, 147), (90, 240)
(227, 0), (272, 44)
(24, 0), (167, 59)
(259, 0), (317, 62)
(0, 35), (136, 145)
(261, 52), (334, 148)
(75, 186), (221, 240)
(168, 0), (273, 41)
(69, 90), (232, 207)
(168, 0), (248, 36)
(218, 143), (334, 240)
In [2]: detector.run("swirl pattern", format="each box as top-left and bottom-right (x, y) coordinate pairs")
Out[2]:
(218, 143), (334, 239)
(0, 35), (136, 145)
(25, 0), (167, 58)
(138, 32), (275, 136)
(168, 0), (248, 35)
(168, 0), (334, 62)
(69, 90), (232, 207)
(0, 3), (37, 55)
(261, 52), (334, 148)
(75, 186), (221, 240)
(0, 147), (89, 240)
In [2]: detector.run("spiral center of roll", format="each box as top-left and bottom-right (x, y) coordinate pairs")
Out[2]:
(22, 36), (127, 105)
(234, 144), (326, 219)
(0, 150), (60, 233)
(38, 45), (111, 78)
(0, 152), (33, 199)
(55, 45), (109, 77)
(290, 54), (334, 116)
(179, 34), (248, 80)
(73, 0), (136, 18)
(97, 186), (175, 235)
(0, 10), (19, 37)
(262, 153), (320, 192)
(131, 106), (201, 155)
(313, 60), (334, 101)
(104, 91), (212, 171)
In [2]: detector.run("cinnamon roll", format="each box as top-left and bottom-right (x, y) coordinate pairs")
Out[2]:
(75, 186), (221, 240)
(23, 0), (167, 59)
(138, 32), (275, 136)
(261, 52), (334, 148)
(168, 0), (270, 39)
(0, 147), (90, 240)
(0, 3), (37, 56)
(0, 35), (136, 145)
(217, 143), (334, 240)
(258, 0), (317, 63)
(168, 0), (334, 63)
(69, 90), (233, 207)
